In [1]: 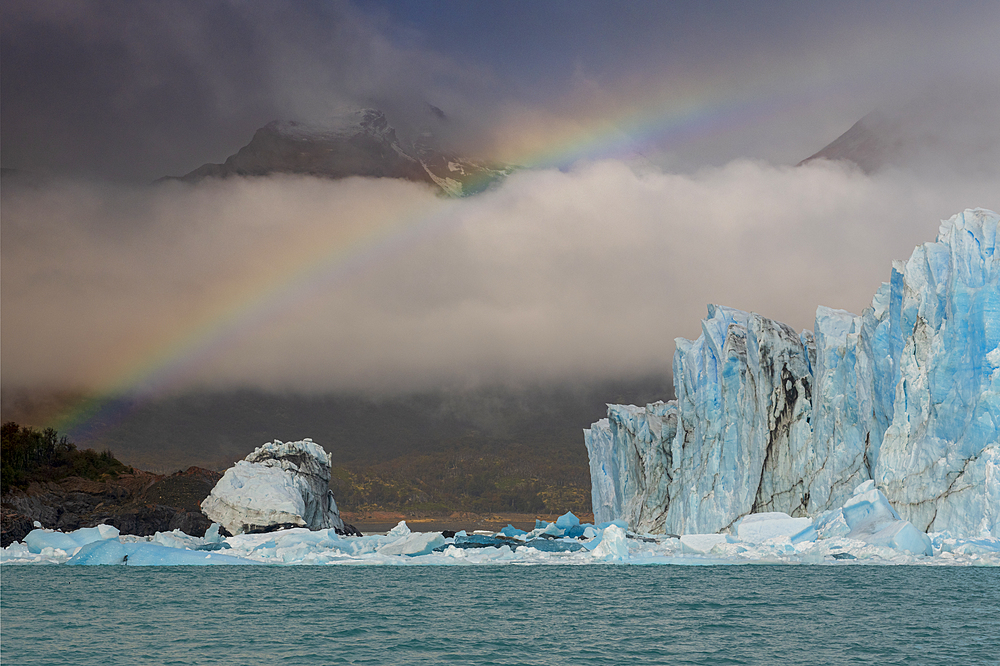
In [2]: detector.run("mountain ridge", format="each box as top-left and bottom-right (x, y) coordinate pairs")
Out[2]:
(163, 108), (512, 196)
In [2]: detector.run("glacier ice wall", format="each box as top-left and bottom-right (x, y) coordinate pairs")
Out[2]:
(587, 209), (1000, 537)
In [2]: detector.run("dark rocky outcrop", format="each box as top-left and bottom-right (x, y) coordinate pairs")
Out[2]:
(0, 466), (221, 546)
(1, 510), (35, 547)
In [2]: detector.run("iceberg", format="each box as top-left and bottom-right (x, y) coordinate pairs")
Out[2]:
(24, 525), (120, 554)
(201, 439), (347, 535)
(377, 531), (447, 556)
(2, 505), (998, 566)
(66, 539), (256, 566)
(586, 209), (1000, 538)
(735, 513), (816, 545)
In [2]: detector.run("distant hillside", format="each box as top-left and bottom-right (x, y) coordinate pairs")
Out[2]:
(2, 377), (673, 517)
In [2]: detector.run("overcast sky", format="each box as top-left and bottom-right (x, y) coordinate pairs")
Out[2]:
(4, 0), (999, 180)
(2, 0), (999, 401)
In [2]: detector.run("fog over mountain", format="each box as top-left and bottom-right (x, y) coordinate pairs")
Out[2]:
(2, 1), (999, 468)
(164, 108), (511, 197)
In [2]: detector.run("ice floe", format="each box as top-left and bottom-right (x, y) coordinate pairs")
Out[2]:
(4, 492), (998, 566)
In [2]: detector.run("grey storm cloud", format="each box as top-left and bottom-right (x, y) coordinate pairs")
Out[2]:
(0, 0), (502, 182)
(3, 0), (1000, 181)
(2, 1), (1000, 399)
(2, 161), (997, 396)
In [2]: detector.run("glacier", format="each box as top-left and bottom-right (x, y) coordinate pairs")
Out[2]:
(201, 439), (348, 535)
(585, 208), (1000, 538)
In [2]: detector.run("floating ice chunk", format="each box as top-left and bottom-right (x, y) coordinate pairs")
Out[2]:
(814, 509), (852, 539)
(1, 541), (34, 563)
(387, 521), (411, 536)
(448, 534), (512, 549)
(523, 538), (585, 553)
(864, 521), (933, 556)
(201, 439), (345, 535)
(815, 481), (901, 540)
(538, 522), (563, 537)
(497, 524), (527, 538)
(152, 530), (207, 550)
(555, 512), (580, 530)
(842, 481), (900, 528)
(680, 534), (729, 554)
(204, 523), (225, 544)
(24, 525), (120, 554)
(377, 532), (446, 556)
(842, 487), (899, 533)
(592, 524), (628, 560)
(815, 482), (932, 555)
(66, 539), (255, 565)
(938, 536), (1000, 556)
(736, 512), (816, 544)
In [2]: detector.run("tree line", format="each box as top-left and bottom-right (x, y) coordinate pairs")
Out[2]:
(1, 422), (130, 494)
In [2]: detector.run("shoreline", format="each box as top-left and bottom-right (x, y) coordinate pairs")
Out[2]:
(341, 511), (596, 535)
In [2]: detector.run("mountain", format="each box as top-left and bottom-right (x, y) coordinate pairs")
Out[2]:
(797, 111), (903, 173)
(164, 109), (512, 196)
(798, 89), (1000, 173)
(587, 209), (999, 538)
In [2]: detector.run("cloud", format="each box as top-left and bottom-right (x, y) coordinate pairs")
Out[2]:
(4, 0), (999, 181)
(3, 159), (997, 396)
(0, 0), (503, 181)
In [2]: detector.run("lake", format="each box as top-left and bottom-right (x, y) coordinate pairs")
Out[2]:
(2, 565), (998, 665)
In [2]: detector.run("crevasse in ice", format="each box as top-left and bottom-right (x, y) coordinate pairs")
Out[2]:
(586, 209), (1000, 538)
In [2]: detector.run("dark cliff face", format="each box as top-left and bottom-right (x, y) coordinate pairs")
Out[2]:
(166, 109), (511, 196)
(0, 467), (221, 546)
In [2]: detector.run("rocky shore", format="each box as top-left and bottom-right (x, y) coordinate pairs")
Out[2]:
(1, 467), (220, 546)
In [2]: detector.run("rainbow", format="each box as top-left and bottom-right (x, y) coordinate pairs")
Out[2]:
(42, 80), (808, 442)
(50, 187), (454, 439)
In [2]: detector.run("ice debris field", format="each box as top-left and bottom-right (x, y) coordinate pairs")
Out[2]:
(3, 482), (999, 567)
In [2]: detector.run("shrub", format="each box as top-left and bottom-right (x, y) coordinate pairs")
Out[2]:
(1, 422), (129, 494)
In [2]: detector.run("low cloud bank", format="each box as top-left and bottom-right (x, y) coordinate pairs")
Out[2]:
(2, 160), (997, 395)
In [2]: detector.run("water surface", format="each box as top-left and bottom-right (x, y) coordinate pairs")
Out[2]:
(3, 566), (998, 665)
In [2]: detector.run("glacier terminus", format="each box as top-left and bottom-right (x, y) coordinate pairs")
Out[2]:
(586, 209), (1000, 540)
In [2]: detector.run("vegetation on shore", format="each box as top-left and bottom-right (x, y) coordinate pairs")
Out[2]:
(1, 422), (131, 494)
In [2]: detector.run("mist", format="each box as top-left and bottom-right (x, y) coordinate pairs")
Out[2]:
(3, 158), (997, 399)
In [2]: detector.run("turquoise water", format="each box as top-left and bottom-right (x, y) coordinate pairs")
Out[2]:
(2, 565), (998, 665)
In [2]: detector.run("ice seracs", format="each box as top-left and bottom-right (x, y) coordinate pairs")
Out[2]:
(586, 209), (1000, 538)
(200, 439), (347, 535)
